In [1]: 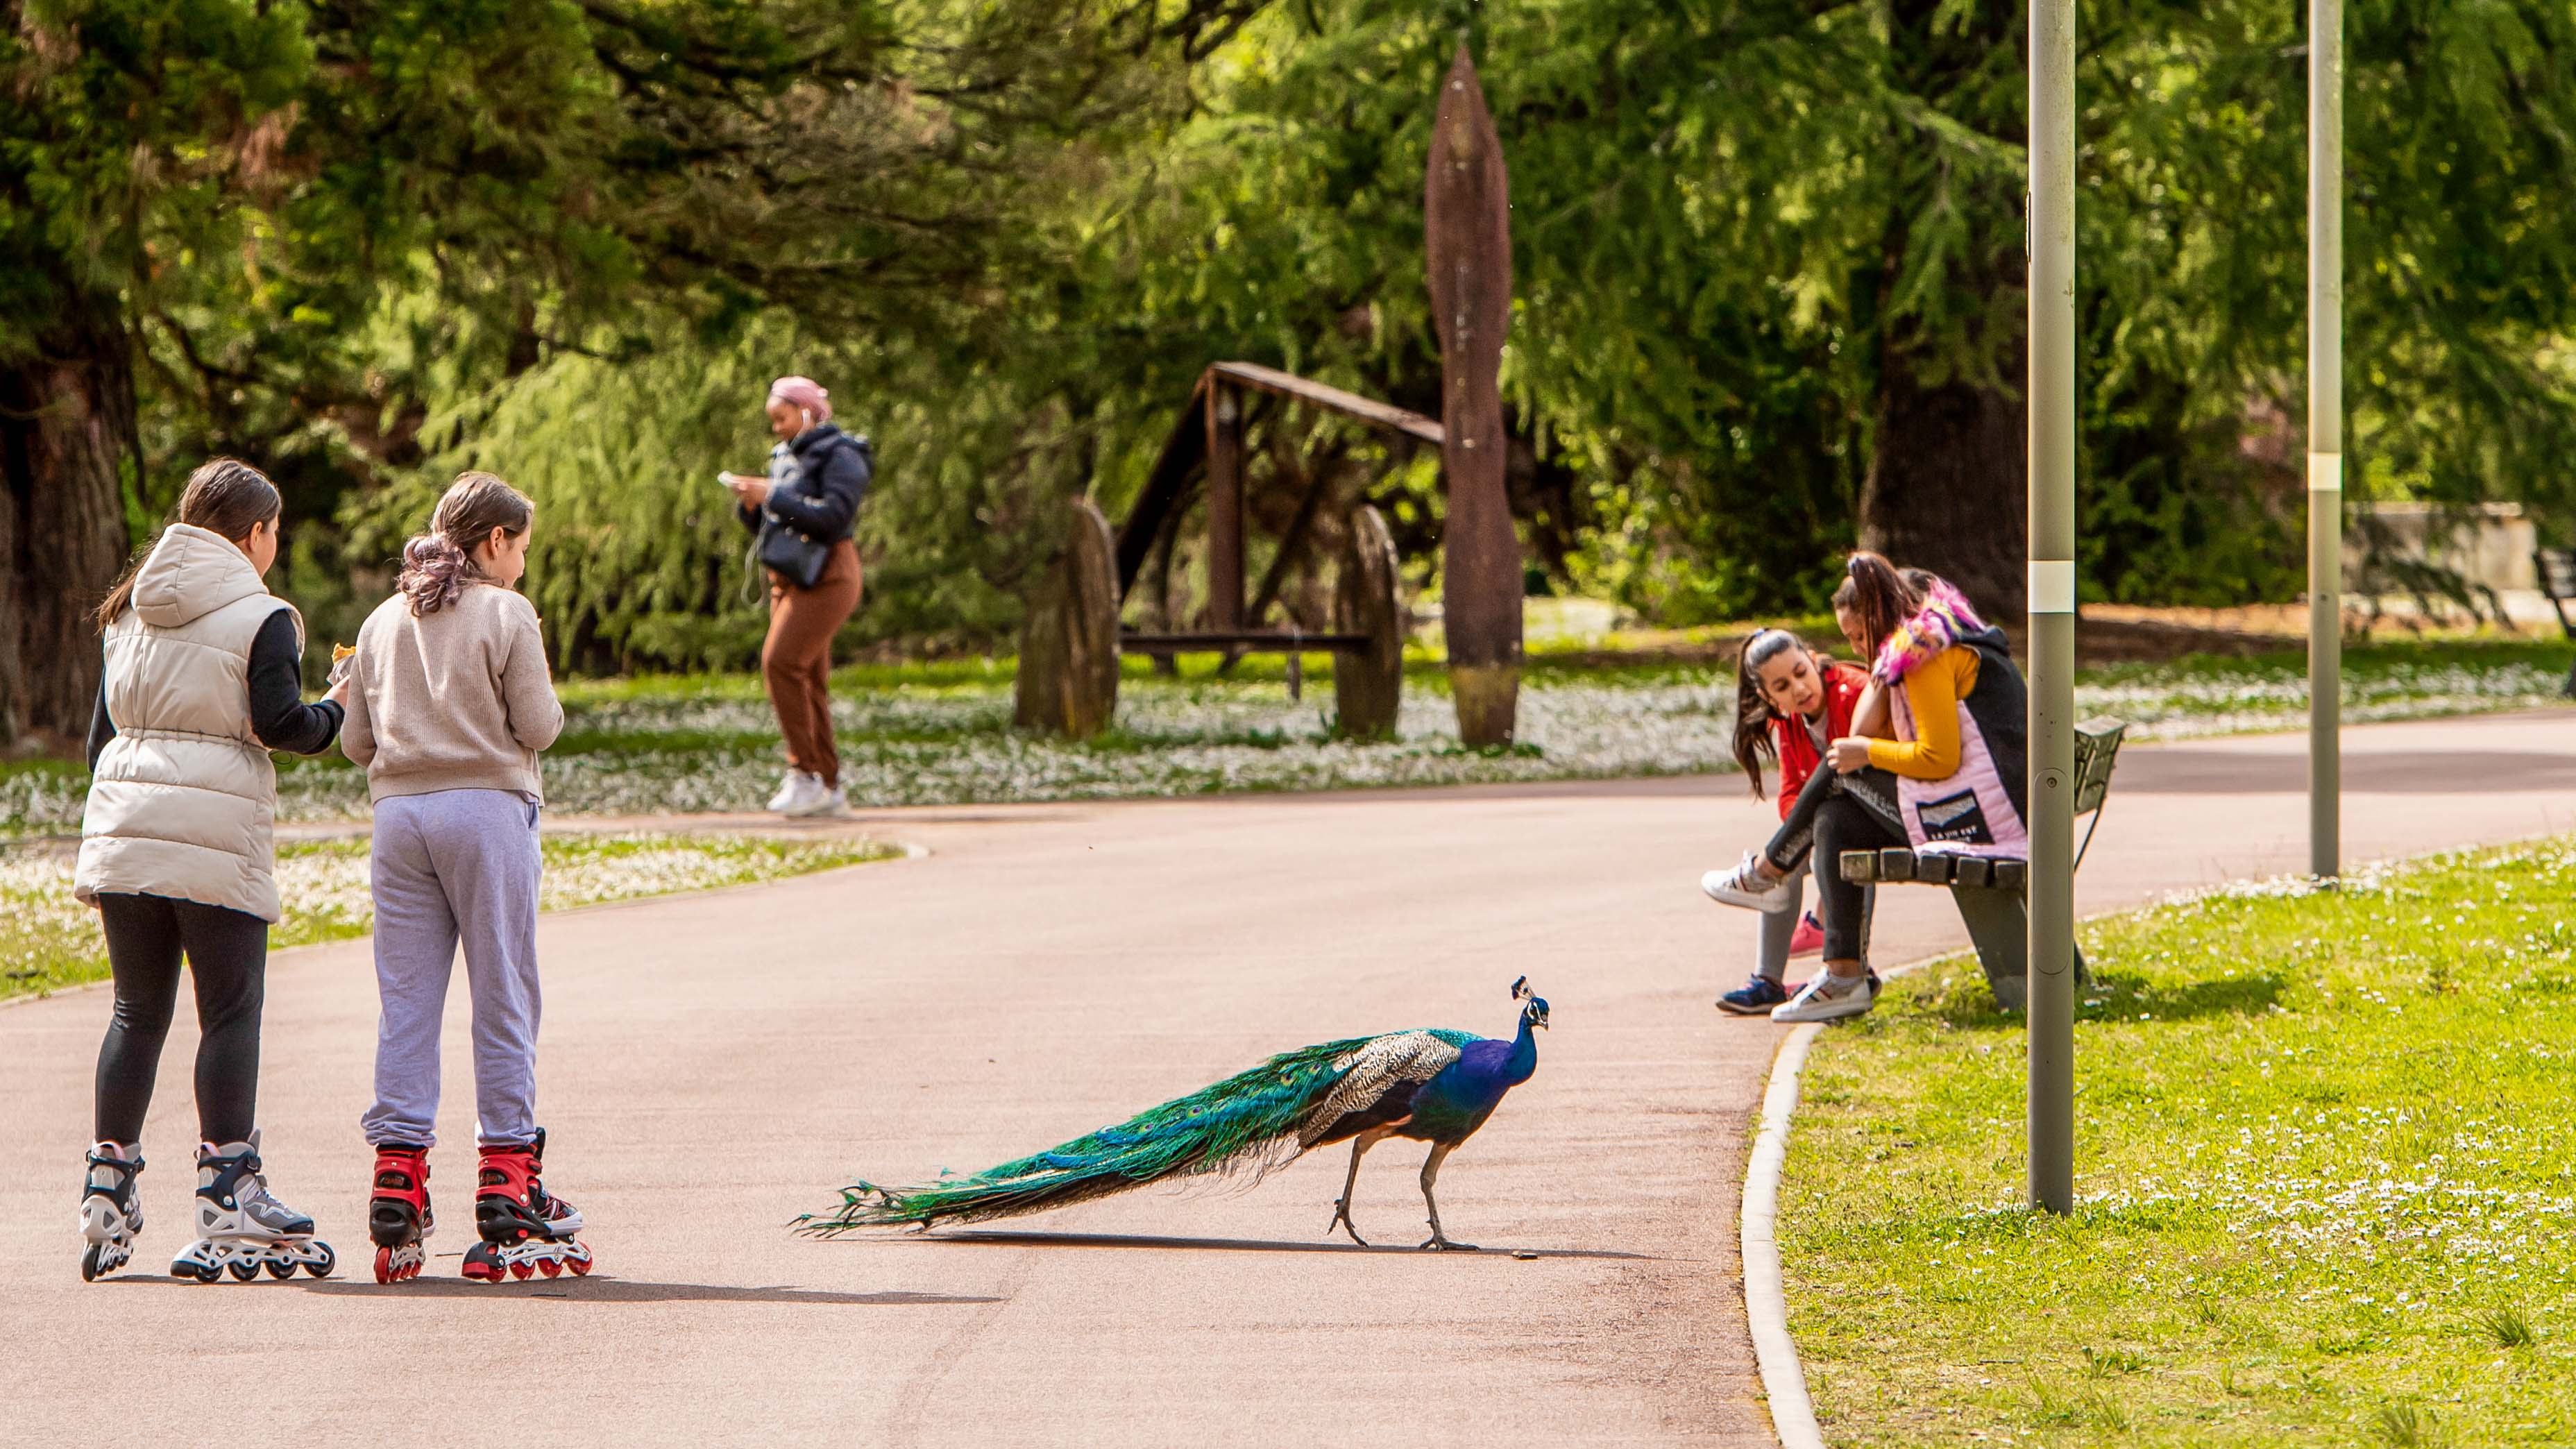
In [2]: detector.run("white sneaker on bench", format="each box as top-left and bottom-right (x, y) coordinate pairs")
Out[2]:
(1772, 970), (1876, 1023)
(1702, 852), (1796, 913)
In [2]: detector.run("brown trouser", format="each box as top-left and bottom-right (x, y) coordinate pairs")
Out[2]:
(763, 539), (862, 788)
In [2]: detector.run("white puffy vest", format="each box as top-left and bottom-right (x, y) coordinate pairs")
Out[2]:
(74, 523), (301, 923)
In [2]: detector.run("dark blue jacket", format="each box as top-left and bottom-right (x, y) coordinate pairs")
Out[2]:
(738, 423), (872, 545)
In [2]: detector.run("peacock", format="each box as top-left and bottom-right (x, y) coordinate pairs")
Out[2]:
(797, 978), (1548, 1251)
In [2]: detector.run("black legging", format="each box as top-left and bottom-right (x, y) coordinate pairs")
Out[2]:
(92, 892), (268, 1146)
(1762, 765), (1907, 962)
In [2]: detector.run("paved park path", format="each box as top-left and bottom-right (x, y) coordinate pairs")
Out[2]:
(3, 711), (2570, 1447)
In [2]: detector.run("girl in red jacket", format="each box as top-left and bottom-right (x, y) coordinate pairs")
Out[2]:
(1705, 628), (1883, 1012)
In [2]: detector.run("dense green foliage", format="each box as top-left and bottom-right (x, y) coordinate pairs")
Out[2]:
(18, 0), (2576, 678)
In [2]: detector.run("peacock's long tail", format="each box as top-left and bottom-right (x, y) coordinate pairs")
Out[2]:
(795, 1035), (1389, 1236)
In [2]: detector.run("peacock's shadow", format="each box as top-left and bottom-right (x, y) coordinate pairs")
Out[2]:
(876, 1228), (1658, 1260)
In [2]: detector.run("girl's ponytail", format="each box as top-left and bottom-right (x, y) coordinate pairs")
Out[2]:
(1841, 551), (1922, 661)
(1731, 628), (1802, 800)
(396, 471), (534, 616)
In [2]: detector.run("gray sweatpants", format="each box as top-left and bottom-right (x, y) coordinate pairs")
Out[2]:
(359, 789), (543, 1149)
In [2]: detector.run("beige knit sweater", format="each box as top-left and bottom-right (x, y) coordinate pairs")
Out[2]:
(341, 583), (565, 803)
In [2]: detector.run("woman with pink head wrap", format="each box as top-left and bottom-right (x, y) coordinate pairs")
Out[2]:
(719, 376), (874, 816)
(767, 375), (831, 425)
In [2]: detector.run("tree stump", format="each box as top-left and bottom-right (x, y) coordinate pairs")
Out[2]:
(1013, 498), (1120, 739)
(1334, 505), (1404, 740)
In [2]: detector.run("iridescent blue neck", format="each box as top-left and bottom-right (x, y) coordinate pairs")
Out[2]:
(1504, 1012), (1539, 1085)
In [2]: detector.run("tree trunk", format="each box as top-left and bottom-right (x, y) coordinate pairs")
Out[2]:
(1856, 357), (2028, 618)
(1858, 0), (2031, 620)
(1, 309), (136, 749)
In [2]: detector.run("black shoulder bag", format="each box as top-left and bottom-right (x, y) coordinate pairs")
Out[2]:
(756, 508), (829, 589)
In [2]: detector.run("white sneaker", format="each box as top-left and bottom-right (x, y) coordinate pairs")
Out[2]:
(765, 771), (811, 812)
(769, 771), (826, 815)
(799, 783), (850, 819)
(1771, 971), (1877, 1023)
(1702, 852), (1796, 913)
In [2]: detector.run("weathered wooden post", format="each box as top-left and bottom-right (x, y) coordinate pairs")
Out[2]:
(1205, 379), (1246, 632)
(1013, 498), (1121, 738)
(1425, 44), (1520, 748)
(1334, 505), (1405, 739)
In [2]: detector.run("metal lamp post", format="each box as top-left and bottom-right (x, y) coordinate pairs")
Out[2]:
(2026, 0), (2078, 1214)
(2309, 0), (2343, 879)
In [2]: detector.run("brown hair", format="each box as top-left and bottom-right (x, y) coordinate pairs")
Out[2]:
(1731, 628), (1816, 801)
(397, 471), (534, 616)
(94, 459), (283, 629)
(1838, 551), (1922, 661)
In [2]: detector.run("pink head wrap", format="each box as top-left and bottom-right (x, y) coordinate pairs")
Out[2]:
(768, 375), (832, 425)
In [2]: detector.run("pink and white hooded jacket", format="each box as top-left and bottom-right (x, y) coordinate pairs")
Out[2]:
(1872, 582), (2031, 859)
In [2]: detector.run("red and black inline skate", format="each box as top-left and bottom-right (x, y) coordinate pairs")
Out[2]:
(368, 1143), (433, 1284)
(462, 1128), (593, 1282)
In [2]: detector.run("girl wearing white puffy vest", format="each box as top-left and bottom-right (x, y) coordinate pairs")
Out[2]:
(73, 459), (346, 1282)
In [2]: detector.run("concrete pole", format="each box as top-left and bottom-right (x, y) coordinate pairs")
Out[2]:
(2026, 0), (2078, 1217)
(2308, 0), (2343, 879)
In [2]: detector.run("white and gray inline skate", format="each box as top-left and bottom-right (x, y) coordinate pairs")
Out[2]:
(78, 1141), (144, 1281)
(170, 1131), (336, 1282)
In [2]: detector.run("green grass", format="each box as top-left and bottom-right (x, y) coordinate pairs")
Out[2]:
(1779, 841), (2576, 1446)
(0, 831), (897, 1003)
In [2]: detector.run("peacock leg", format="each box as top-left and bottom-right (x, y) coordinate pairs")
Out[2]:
(1326, 1127), (1391, 1246)
(1417, 1142), (1476, 1251)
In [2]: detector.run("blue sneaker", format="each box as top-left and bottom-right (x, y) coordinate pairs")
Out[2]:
(1717, 975), (1790, 1015)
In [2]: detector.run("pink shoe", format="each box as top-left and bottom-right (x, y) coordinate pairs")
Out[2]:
(1788, 911), (1825, 958)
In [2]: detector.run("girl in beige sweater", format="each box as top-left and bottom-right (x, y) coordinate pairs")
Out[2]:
(340, 472), (590, 1284)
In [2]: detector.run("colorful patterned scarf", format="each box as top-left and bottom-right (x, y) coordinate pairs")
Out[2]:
(1871, 577), (1988, 684)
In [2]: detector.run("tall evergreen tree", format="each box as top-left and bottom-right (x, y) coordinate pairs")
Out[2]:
(0, 0), (1190, 742)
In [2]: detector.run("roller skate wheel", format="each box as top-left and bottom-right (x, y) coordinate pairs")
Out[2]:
(80, 1244), (119, 1282)
(568, 1246), (593, 1276)
(226, 1258), (260, 1282)
(266, 1259), (296, 1280)
(373, 1246), (396, 1285)
(306, 1244), (335, 1278)
(536, 1258), (562, 1278)
(178, 1258), (219, 1284)
(511, 1260), (535, 1280)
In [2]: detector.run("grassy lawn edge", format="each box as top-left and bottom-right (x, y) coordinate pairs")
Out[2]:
(1, 832), (903, 1007)
(1771, 841), (2576, 1446)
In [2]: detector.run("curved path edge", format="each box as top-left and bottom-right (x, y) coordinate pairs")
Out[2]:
(1741, 1019), (1827, 1449)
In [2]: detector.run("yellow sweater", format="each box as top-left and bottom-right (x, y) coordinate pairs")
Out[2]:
(1865, 646), (1979, 781)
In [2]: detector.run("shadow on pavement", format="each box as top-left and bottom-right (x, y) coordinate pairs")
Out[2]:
(888, 1228), (1656, 1260)
(288, 1279), (1000, 1305)
(2118, 748), (2576, 796)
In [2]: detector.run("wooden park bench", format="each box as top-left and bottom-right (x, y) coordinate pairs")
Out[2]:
(1838, 718), (2127, 1011)
(2532, 548), (2576, 699)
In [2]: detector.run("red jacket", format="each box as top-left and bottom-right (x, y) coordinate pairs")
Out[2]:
(1771, 661), (1869, 820)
